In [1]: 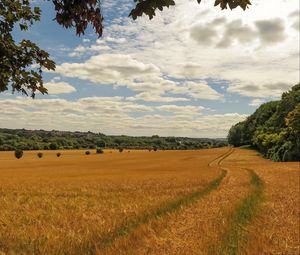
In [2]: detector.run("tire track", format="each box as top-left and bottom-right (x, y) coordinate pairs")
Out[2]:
(210, 169), (264, 255)
(208, 147), (234, 167)
(118, 148), (253, 255)
(98, 149), (233, 251)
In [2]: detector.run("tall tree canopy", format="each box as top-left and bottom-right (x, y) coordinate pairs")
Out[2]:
(0, 0), (251, 97)
(228, 83), (300, 162)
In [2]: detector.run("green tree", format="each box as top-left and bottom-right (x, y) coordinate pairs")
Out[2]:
(14, 149), (23, 159)
(286, 103), (300, 135)
(228, 83), (300, 162)
(227, 122), (245, 147)
(0, 0), (55, 97)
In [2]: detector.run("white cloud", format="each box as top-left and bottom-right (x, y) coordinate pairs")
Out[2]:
(68, 44), (111, 57)
(92, 0), (298, 99)
(227, 82), (293, 98)
(0, 97), (246, 137)
(249, 98), (266, 106)
(56, 54), (160, 85)
(157, 105), (205, 115)
(54, 0), (299, 102)
(127, 92), (190, 103)
(170, 81), (223, 100)
(2, 0), (299, 138)
(44, 81), (76, 94)
(104, 36), (127, 44)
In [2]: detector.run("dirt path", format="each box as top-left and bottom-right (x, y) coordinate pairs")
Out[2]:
(103, 148), (255, 255)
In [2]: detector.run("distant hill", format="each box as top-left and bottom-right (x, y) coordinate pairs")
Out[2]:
(0, 128), (227, 151)
(228, 83), (300, 161)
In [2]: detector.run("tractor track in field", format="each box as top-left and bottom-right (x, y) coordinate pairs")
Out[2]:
(98, 148), (234, 251)
(210, 168), (264, 255)
(208, 147), (234, 167)
(113, 148), (256, 255)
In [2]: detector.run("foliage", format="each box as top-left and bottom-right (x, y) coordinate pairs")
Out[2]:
(286, 103), (300, 136)
(14, 149), (23, 159)
(118, 148), (124, 153)
(85, 150), (91, 155)
(37, 152), (43, 158)
(53, 0), (103, 36)
(228, 84), (300, 162)
(96, 148), (104, 154)
(1, 0), (250, 96)
(0, 128), (227, 151)
(56, 152), (61, 157)
(0, 0), (55, 97)
(129, 0), (251, 20)
(49, 143), (58, 150)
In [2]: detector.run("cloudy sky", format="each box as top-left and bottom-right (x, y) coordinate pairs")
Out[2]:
(1, 0), (299, 137)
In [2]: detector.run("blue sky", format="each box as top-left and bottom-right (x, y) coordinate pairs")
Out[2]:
(1, 0), (299, 137)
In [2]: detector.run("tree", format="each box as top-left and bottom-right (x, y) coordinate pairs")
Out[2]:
(286, 104), (300, 135)
(0, 1), (55, 97)
(14, 149), (23, 159)
(228, 83), (300, 162)
(49, 143), (58, 150)
(1, 0), (250, 96)
(96, 148), (104, 154)
(227, 122), (245, 147)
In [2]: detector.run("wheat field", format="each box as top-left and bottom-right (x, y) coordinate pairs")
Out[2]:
(0, 148), (299, 254)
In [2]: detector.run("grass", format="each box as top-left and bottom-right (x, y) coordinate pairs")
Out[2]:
(101, 170), (227, 248)
(210, 169), (264, 255)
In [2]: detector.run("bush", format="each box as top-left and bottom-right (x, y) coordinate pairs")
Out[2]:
(148, 148), (152, 152)
(96, 148), (104, 154)
(118, 148), (123, 153)
(153, 147), (158, 152)
(14, 149), (23, 159)
(37, 152), (43, 158)
(49, 143), (58, 150)
(56, 152), (61, 157)
(85, 151), (91, 155)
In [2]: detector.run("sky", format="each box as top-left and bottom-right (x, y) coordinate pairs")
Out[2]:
(1, 0), (299, 138)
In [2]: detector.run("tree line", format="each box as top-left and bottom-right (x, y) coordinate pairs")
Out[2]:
(0, 129), (227, 151)
(228, 83), (300, 162)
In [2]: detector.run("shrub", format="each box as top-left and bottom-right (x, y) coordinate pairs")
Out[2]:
(14, 149), (23, 159)
(56, 152), (61, 157)
(96, 148), (104, 154)
(37, 152), (43, 158)
(153, 147), (158, 152)
(49, 143), (58, 150)
(148, 148), (152, 152)
(118, 148), (123, 153)
(85, 151), (91, 155)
